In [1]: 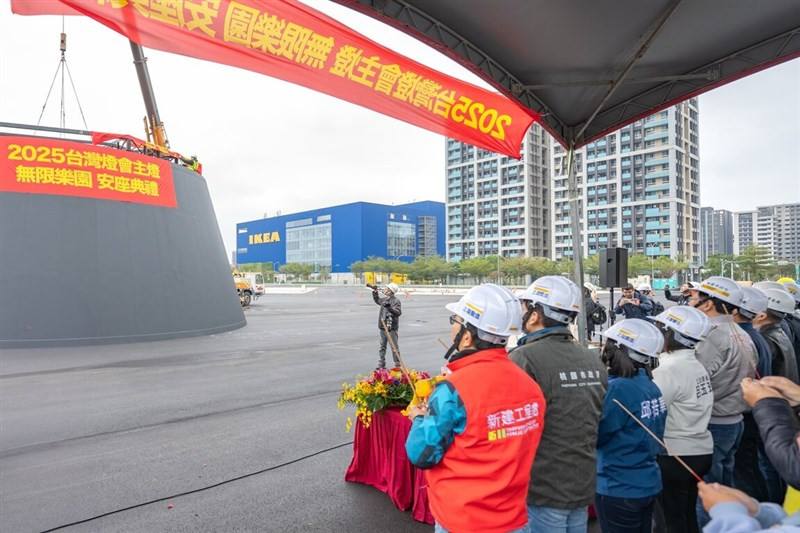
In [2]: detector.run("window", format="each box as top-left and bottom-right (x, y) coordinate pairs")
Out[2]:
(285, 223), (331, 270)
(387, 221), (416, 257)
(286, 218), (313, 228)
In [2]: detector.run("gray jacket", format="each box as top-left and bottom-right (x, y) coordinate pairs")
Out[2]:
(373, 291), (401, 331)
(761, 323), (799, 383)
(510, 327), (608, 508)
(694, 315), (758, 423)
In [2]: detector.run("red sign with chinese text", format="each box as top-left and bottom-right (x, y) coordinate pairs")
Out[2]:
(11, 0), (536, 158)
(0, 136), (177, 208)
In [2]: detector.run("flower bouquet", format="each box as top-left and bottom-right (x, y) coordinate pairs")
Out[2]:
(338, 368), (431, 430)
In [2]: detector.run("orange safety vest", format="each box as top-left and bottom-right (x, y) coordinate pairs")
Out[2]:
(426, 348), (546, 533)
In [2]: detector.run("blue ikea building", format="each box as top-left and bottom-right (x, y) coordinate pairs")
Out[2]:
(236, 201), (445, 276)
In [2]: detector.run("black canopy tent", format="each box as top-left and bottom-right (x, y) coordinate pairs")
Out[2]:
(335, 0), (800, 343)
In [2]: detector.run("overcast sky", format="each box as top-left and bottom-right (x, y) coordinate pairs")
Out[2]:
(1, 1), (798, 258)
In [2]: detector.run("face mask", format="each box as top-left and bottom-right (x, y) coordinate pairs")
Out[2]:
(445, 324), (466, 361)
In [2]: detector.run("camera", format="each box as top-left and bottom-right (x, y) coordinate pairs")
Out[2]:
(366, 283), (378, 290)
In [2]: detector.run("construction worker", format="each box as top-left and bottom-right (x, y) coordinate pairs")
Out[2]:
(779, 279), (800, 370)
(596, 318), (666, 533)
(688, 276), (758, 526)
(510, 275), (607, 532)
(614, 284), (653, 320)
(651, 306), (714, 533)
(753, 286), (798, 383)
(372, 282), (402, 369)
(405, 284), (545, 533)
(731, 287), (775, 503)
(757, 281), (800, 365)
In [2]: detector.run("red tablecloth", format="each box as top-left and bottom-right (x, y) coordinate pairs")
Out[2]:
(345, 407), (435, 525)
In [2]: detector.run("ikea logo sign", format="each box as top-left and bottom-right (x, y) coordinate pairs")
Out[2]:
(248, 232), (281, 245)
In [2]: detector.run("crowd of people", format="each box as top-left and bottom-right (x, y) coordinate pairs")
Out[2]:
(397, 275), (800, 533)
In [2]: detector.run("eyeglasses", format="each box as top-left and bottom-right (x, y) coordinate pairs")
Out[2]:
(449, 314), (463, 326)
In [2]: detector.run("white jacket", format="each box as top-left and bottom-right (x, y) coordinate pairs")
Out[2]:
(653, 349), (714, 456)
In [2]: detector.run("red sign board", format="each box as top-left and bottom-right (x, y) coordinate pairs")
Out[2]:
(0, 136), (177, 208)
(12, 0), (536, 158)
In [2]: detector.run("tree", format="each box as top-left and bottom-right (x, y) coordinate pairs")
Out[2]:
(583, 255), (600, 277)
(737, 245), (773, 281)
(407, 256), (454, 283)
(280, 263), (313, 280)
(459, 256), (496, 282)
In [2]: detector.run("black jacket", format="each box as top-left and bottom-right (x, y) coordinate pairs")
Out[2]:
(664, 288), (689, 305)
(373, 291), (401, 331)
(784, 315), (800, 374)
(614, 291), (653, 319)
(752, 397), (800, 489)
(510, 327), (608, 507)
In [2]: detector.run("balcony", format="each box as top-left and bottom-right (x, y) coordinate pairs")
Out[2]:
(644, 117), (669, 128)
(646, 208), (664, 217)
(645, 221), (669, 230)
(644, 129), (669, 141)
(644, 158), (669, 167)
(646, 169), (670, 179)
(646, 183), (670, 193)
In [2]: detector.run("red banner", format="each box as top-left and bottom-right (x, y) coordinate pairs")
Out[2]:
(12, 0), (536, 158)
(0, 136), (177, 208)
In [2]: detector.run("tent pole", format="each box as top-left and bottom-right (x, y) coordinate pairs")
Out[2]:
(574, 0), (683, 142)
(566, 144), (588, 346)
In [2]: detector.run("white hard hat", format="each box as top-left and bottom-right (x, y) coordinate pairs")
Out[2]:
(754, 281), (785, 293)
(637, 284), (652, 292)
(739, 286), (769, 319)
(688, 281), (701, 289)
(386, 282), (399, 294)
(518, 275), (581, 324)
(446, 284), (521, 343)
(780, 281), (800, 305)
(761, 288), (796, 316)
(653, 305), (711, 349)
(603, 318), (664, 362)
(695, 276), (744, 308)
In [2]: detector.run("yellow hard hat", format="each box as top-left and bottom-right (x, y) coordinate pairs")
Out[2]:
(777, 277), (796, 285)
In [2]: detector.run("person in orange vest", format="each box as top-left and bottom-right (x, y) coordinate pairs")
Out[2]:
(405, 284), (546, 533)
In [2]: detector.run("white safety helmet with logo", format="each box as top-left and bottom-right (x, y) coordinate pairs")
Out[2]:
(694, 276), (744, 309)
(385, 282), (399, 294)
(445, 283), (521, 345)
(637, 283), (653, 293)
(518, 275), (582, 324)
(653, 305), (711, 349)
(754, 281), (785, 293)
(739, 286), (769, 320)
(603, 318), (664, 365)
(779, 280), (800, 306)
(761, 288), (796, 317)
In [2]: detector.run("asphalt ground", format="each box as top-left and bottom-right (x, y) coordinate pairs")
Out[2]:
(0, 286), (664, 532)
(0, 287), (459, 532)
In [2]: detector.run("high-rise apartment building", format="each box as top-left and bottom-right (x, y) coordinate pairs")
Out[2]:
(700, 207), (734, 263)
(551, 99), (701, 265)
(445, 125), (550, 261)
(734, 203), (800, 261)
(733, 210), (756, 254)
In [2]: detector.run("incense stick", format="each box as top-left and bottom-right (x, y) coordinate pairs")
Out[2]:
(612, 398), (704, 483)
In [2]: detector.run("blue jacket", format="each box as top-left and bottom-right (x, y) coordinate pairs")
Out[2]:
(597, 369), (666, 498)
(405, 381), (466, 469)
(739, 322), (773, 378)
